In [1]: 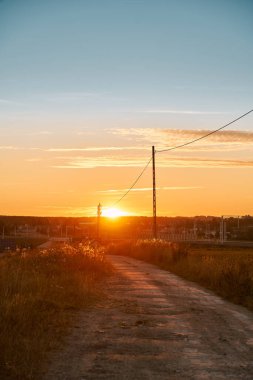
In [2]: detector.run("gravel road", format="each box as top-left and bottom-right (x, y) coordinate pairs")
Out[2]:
(44, 255), (253, 380)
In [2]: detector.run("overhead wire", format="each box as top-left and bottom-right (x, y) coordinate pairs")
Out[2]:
(105, 108), (253, 208)
(110, 156), (152, 207)
(156, 109), (253, 153)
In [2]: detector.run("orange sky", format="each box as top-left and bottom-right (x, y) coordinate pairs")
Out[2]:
(1, 118), (253, 217)
(1, 1), (253, 217)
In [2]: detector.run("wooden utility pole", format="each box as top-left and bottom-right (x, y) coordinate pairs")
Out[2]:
(152, 146), (157, 239)
(220, 216), (224, 244)
(97, 203), (102, 240)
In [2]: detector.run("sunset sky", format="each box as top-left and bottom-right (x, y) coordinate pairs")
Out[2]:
(0, 0), (253, 217)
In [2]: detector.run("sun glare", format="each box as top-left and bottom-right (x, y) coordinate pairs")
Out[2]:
(102, 208), (128, 218)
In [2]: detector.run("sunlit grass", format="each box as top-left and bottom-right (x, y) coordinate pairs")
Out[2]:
(0, 243), (112, 380)
(106, 240), (253, 311)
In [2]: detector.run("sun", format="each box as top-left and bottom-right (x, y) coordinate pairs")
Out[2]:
(102, 208), (128, 218)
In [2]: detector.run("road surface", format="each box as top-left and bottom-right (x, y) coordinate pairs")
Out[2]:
(45, 255), (253, 380)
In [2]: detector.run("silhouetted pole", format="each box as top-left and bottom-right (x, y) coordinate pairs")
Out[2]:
(97, 203), (102, 240)
(152, 146), (157, 239)
(220, 216), (224, 244)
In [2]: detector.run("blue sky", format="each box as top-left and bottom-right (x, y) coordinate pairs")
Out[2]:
(1, 0), (253, 122)
(0, 0), (253, 216)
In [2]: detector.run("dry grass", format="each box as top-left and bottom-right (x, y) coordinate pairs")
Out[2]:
(0, 243), (111, 380)
(107, 240), (253, 311)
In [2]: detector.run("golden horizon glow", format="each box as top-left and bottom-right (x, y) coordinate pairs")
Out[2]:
(1, 1), (253, 218)
(1, 122), (253, 217)
(102, 207), (129, 218)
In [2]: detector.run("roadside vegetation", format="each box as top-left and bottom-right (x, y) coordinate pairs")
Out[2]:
(0, 237), (48, 253)
(107, 239), (253, 311)
(0, 243), (111, 380)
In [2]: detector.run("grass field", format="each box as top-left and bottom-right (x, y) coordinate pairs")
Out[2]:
(0, 236), (48, 252)
(107, 240), (253, 311)
(0, 243), (111, 380)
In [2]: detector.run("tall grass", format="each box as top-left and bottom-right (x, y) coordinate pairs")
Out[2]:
(107, 240), (253, 311)
(0, 243), (111, 380)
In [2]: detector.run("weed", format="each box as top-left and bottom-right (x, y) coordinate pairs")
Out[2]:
(106, 240), (253, 311)
(0, 243), (111, 380)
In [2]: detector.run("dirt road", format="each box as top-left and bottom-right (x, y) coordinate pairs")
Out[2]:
(45, 255), (253, 380)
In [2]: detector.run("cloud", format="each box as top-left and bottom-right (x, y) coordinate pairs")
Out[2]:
(51, 154), (253, 169)
(171, 130), (253, 143)
(109, 128), (253, 150)
(98, 186), (203, 194)
(46, 146), (148, 152)
(52, 156), (149, 169)
(139, 110), (226, 115)
(0, 145), (145, 153)
(42, 205), (97, 216)
(3, 127), (252, 170)
(157, 157), (253, 168)
(0, 146), (20, 150)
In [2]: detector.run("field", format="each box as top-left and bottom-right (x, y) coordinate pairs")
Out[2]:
(2, 239), (253, 379)
(0, 243), (112, 380)
(0, 237), (48, 252)
(106, 240), (253, 311)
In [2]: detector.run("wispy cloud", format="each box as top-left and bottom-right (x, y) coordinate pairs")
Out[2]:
(0, 146), (45, 151)
(157, 157), (253, 168)
(51, 155), (253, 169)
(42, 205), (97, 216)
(98, 186), (203, 194)
(110, 128), (253, 150)
(0, 145), (148, 153)
(138, 109), (226, 115)
(169, 129), (253, 143)
(46, 146), (148, 152)
(52, 156), (149, 169)
(3, 127), (252, 170)
(0, 145), (21, 150)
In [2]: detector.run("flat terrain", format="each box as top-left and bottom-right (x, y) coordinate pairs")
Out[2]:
(44, 255), (253, 380)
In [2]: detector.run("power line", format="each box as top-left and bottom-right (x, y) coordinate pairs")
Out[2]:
(156, 109), (253, 153)
(104, 108), (253, 209)
(110, 156), (152, 207)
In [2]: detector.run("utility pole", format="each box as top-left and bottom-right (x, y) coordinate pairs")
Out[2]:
(220, 216), (224, 244)
(152, 146), (157, 239)
(97, 203), (102, 240)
